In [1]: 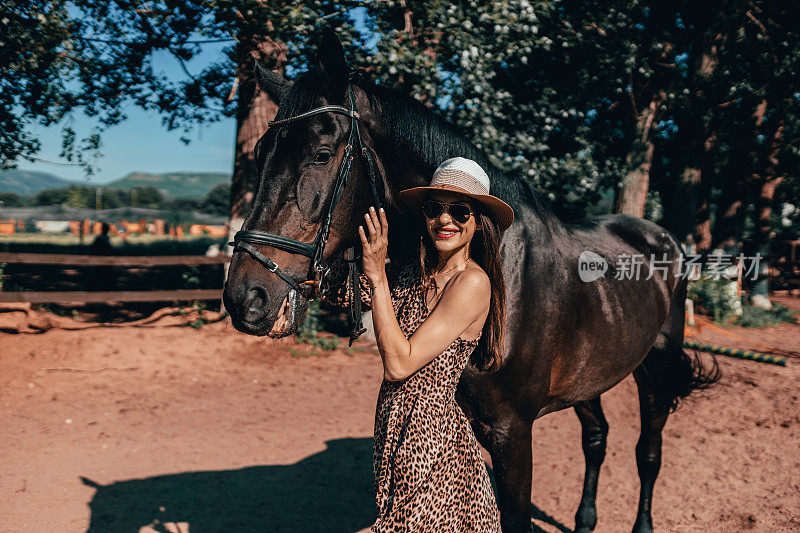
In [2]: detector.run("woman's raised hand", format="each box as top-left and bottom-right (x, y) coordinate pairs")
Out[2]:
(358, 206), (389, 285)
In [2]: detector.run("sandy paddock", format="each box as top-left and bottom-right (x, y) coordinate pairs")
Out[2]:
(1, 310), (798, 532)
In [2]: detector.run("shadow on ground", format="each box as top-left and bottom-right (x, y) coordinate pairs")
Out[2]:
(531, 504), (573, 533)
(82, 437), (376, 532)
(82, 436), (571, 532)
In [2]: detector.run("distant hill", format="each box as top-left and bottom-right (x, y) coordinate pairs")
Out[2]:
(0, 169), (231, 198)
(108, 171), (230, 198)
(0, 169), (75, 195)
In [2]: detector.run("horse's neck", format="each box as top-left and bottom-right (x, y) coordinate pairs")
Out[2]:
(365, 96), (557, 245)
(373, 141), (433, 201)
(375, 139), (553, 236)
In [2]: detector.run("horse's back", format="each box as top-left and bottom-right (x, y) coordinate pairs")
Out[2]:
(567, 213), (682, 257)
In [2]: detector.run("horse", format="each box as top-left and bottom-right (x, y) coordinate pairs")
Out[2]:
(223, 27), (718, 533)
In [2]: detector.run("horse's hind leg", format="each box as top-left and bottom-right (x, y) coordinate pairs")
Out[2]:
(487, 416), (534, 533)
(573, 396), (609, 533)
(631, 366), (669, 533)
(629, 274), (718, 532)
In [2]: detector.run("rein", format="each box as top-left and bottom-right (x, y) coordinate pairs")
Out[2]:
(230, 86), (383, 346)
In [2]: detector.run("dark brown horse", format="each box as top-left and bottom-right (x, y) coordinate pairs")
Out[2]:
(223, 28), (718, 533)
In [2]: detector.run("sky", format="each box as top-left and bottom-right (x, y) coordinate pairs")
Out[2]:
(16, 8), (375, 186)
(21, 42), (237, 185)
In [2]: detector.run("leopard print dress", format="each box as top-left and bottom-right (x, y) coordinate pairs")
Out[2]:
(325, 260), (501, 532)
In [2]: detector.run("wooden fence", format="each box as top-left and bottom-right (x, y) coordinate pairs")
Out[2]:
(0, 253), (229, 304)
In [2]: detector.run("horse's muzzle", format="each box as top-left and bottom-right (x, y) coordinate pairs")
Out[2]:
(223, 280), (306, 337)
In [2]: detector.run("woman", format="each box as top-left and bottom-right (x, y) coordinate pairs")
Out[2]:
(358, 157), (514, 532)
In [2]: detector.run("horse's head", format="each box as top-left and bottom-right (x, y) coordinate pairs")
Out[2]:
(224, 28), (386, 337)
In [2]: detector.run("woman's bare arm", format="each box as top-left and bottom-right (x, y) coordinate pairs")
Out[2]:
(359, 206), (490, 382)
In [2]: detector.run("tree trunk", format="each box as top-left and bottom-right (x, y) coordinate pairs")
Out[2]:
(690, 132), (717, 251)
(746, 100), (785, 307)
(711, 146), (747, 249)
(683, 19), (723, 250)
(229, 38), (287, 235)
(752, 121), (784, 247)
(222, 37), (287, 314)
(615, 94), (661, 217)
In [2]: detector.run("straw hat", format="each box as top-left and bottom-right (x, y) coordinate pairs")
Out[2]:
(399, 157), (514, 231)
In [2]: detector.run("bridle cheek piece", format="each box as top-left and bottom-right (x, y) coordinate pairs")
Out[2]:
(230, 86), (383, 345)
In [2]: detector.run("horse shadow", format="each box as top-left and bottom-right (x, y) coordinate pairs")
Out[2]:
(483, 465), (572, 533)
(530, 505), (573, 533)
(82, 436), (572, 533)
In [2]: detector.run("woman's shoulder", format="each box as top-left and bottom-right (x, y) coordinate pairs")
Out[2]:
(450, 265), (491, 290)
(444, 265), (490, 304)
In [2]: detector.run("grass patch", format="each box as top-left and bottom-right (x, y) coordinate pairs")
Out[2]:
(688, 277), (741, 324)
(734, 304), (797, 328)
(344, 345), (374, 356)
(291, 299), (340, 356)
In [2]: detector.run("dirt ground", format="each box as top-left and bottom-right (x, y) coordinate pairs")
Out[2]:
(1, 303), (799, 532)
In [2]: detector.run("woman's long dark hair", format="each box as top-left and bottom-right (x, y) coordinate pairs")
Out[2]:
(417, 200), (507, 372)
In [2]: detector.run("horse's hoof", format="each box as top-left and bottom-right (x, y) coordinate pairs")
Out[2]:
(574, 505), (597, 532)
(631, 517), (653, 533)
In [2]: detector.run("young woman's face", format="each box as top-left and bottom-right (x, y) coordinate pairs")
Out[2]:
(423, 190), (480, 254)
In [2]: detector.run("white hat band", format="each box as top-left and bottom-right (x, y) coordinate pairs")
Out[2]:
(432, 168), (490, 196)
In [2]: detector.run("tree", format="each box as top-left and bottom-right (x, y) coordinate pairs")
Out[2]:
(129, 186), (164, 209)
(1, 0), (71, 164)
(394, 1), (796, 240)
(201, 182), (231, 216)
(32, 187), (71, 206)
(0, 192), (24, 207)
(64, 185), (91, 208)
(1, 0), (366, 217)
(352, 1), (684, 219)
(1, 1), (110, 171)
(5, 0), (798, 253)
(350, 1), (615, 220)
(163, 197), (202, 212)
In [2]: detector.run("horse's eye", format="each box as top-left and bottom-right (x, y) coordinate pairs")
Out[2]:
(313, 151), (333, 165)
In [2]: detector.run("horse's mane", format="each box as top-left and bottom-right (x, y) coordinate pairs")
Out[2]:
(271, 69), (329, 133)
(278, 67), (550, 219)
(353, 71), (548, 217)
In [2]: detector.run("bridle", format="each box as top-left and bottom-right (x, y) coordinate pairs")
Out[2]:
(230, 85), (383, 345)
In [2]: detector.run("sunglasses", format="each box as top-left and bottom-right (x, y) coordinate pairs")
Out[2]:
(421, 200), (475, 224)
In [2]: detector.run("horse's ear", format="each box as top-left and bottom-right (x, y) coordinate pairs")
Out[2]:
(252, 55), (290, 104)
(316, 25), (348, 101)
(80, 476), (103, 489)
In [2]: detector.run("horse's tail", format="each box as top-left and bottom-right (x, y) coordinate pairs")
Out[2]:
(638, 275), (720, 413)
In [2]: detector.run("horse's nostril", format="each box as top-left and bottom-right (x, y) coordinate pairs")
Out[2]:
(247, 289), (264, 312)
(243, 285), (271, 323)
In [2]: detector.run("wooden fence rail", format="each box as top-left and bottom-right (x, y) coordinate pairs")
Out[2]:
(0, 253), (229, 266)
(0, 290), (223, 304)
(0, 253), (230, 304)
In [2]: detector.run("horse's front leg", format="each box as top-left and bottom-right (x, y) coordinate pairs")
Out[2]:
(574, 396), (609, 533)
(489, 415), (534, 533)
